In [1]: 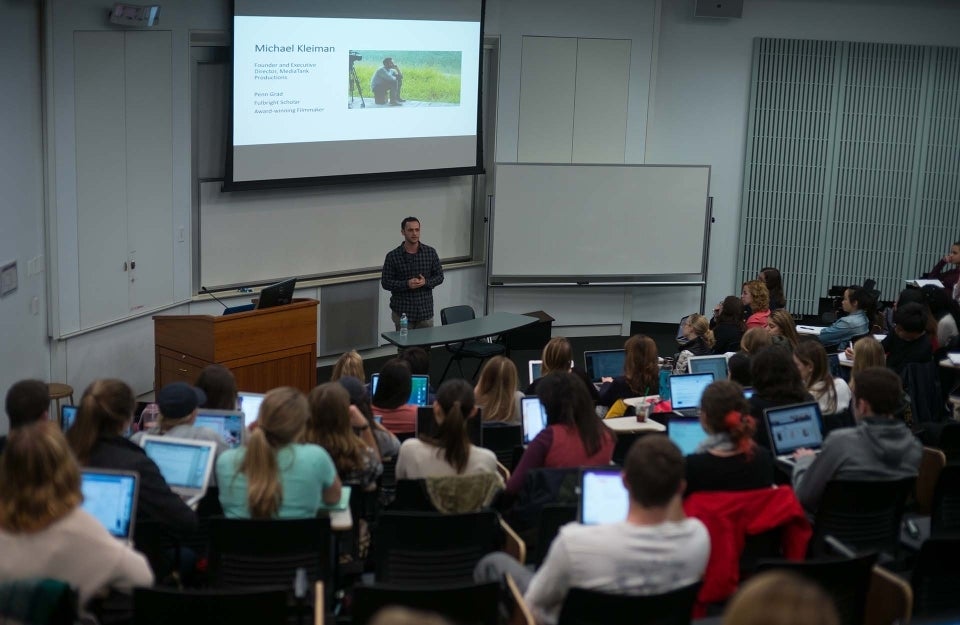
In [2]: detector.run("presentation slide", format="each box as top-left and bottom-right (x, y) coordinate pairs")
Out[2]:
(230, 0), (483, 186)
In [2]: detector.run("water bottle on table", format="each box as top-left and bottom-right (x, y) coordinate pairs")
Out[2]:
(400, 313), (409, 337)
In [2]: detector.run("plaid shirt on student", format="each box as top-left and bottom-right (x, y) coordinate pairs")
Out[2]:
(381, 242), (444, 322)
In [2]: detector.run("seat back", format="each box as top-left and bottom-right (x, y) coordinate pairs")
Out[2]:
(911, 537), (960, 617)
(0, 579), (77, 625)
(915, 447), (946, 515)
(132, 587), (288, 625)
(352, 582), (500, 625)
(530, 504), (577, 566)
(481, 424), (523, 469)
(757, 553), (877, 625)
(810, 478), (914, 557)
(900, 361), (945, 425)
(931, 464), (960, 534)
(557, 582), (701, 625)
(207, 517), (332, 590)
(374, 510), (501, 586)
(441, 305), (476, 326)
(937, 422), (960, 462)
(390, 479), (435, 511)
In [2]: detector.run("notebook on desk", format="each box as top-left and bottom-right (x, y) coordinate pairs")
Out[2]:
(520, 396), (547, 444)
(80, 469), (139, 545)
(688, 354), (728, 380)
(193, 409), (245, 449)
(237, 391), (265, 428)
(579, 467), (629, 526)
(668, 373), (715, 417)
(372, 374), (430, 407)
(764, 401), (824, 466)
(139, 435), (217, 509)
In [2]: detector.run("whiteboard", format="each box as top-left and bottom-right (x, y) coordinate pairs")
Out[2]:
(490, 163), (710, 280)
(200, 177), (474, 288)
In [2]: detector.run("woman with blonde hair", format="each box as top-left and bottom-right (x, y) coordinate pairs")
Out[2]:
(765, 309), (800, 349)
(306, 383), (382, 489)
(0, 422), (153, 606)
(741, 280), (771, 329)
(217, 387), (341, 518)
(598, 334), (660, 406)
(674, 314), (716, 373)
(332, 350), (365, 383)
(525, 337), (599, 402)
(722, 570), (839, 625)
(847, 336), (886, 390)
(474, 356), (522, 424)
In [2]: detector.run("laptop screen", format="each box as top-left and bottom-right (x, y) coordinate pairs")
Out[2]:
(688, 355), (728, 381)
(237, 392), (265, 428)
(579, 468), (629, 525)
(527, 360), (543, 383)
(583, 350), (626, 382)
(60, 405), (78, 432)
(669, 373), (715, 410)
(667, 417), (708, 456)
(194, 410), (244, 449)
(142, 438), (214, 490)
(80, 469), (138, 540)
(520, 396), (547, 444)
(371, 374), (430, 407)
(765, 402), (824, 456)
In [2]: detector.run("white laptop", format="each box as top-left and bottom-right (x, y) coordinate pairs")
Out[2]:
(688, 354), (728, 380)
(520, 396), (547, 444)
(139, 435), (217, 509)
(668, 373), (715, 417)
(764, 401), (824, 466)
(527, 360), (543, 384)
(579, 467), (629, 525)
(80, 468), (139, 545)
(667, 416), (708, 456)
(237, 391), (265, 428)
(194, 408), (245, 449)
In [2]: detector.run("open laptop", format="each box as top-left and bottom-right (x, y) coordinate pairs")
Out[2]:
(371, 374), (430, 407)
(60, 405), (78, 432)
(520, 396), (547, 444)
(583, 349), (626, 383)
(667, 416), (708, 456)
(237, 391), (265, 428)
(668, 372), (715, 417)
(764, 401), (824, 466)
(579, 467), (629, 525)
(527, 360), (543, 384)
(194, 408), (245, 449)
(139, 435), (217, 508)
(688, 354), (728, 381)
(80, 468), (139, 545)
(676, 314), (692, 346)
(415, 407), (483, 446)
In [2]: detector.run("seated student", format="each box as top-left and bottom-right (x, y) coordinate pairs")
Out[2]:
(882, 288), (936, 337)
(791, 367), (922, 513)
(338, 376), (401, 460)
(217, 387), (341, 518)
(475, 436), (710, 625)
(525, 337), (599, 403)
(597, 334), (660, 406)
(925, 239), (960, 298)
(741, 280), (771, 329)
(748, 346), (815, 450)
(712, 296), (746, 354)
(131, 382), (227, 455)
(331, 349), (365, 383)
(721, 570), (840, 625)
(67, 379), (197, 534)
(817, 286), (872, 349)
(195, 364), (237, 410)
(0, 379), (49, 454)
(685, 380), (775, 495)
(674, 314), (716, 374)
(474, 356), (523, 425)
(306, 383), (382, 490)
(371, 358), (418, 434)
(758, 267), (787, 311)
(507, 372), (616, 496)
(922, 284), (960, 349)
(794, 339), (851, 417)
(0, 422), (154, 608)
(882, 302), (933, 375)
(765, 309), (799, 350)
(395, 379), (499, 480)
(727, 327), (774, 387)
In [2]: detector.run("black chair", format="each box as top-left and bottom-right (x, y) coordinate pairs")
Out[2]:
(530, 504), (577, 567)
(557, 582), (701, 625)
(931, 463), (960, 536)
(0, 579), (77, 625)
(937, 422), (960, 462)
(439, 305), (506, 382)
(911, 536), (960, 617)
(351, 582), (500, 625)
(808, 478), (915, 558)
(132, 587), (288, 625)
(390, 479), (435, 511)
(481, 424), (523, 470)
(375, 510), (502, 586)
(901, 361), (946, 425)
(757, 552), (877, 625)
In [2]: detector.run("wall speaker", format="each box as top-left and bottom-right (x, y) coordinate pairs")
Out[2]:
(694, 0), (743, 18)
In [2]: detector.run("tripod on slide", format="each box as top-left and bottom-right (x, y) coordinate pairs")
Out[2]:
(348, 55), (366, 109)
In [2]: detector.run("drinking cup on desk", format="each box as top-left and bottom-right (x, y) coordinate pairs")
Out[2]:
(636, 402), (652, 422)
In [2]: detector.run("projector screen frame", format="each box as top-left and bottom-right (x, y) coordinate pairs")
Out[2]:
(224, 0), (487, 192)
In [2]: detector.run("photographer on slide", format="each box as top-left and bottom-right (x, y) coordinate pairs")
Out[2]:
(371, 57), (405, 105)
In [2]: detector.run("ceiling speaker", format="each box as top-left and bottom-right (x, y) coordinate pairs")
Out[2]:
(694, 0), (743, 18)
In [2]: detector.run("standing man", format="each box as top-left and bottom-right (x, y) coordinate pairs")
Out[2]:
(382, 217), (444, 330)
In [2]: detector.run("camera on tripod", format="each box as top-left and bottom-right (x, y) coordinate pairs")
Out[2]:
(349, 51), (362, 63)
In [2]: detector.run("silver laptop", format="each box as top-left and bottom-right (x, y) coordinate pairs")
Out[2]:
(520, 396), (547, 444)
(764, 402), (824, 466)
(80, 468), (139, 546)
(668, 372), (715, 417)
(527, 360), (543, 384)
(139, 435), (217, 508)
(237, 391), (265, 428)
(578, 467), (629, 525)
(583, 349), (626, 383)
(667, 416), (708, 456)
(194, 408), (245, 449)
(688, 354), (728, 380)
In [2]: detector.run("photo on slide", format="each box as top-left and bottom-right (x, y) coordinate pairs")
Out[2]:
(347, 50), (462, 109)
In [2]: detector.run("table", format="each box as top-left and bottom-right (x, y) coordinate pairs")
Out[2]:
(604, 416), (665, 433)
(381, 311), (538, 348)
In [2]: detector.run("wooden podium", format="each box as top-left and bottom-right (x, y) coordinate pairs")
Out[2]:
(153, 298), (318, 394)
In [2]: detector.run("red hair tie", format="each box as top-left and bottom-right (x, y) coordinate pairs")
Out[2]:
(723, 410), (743, 430)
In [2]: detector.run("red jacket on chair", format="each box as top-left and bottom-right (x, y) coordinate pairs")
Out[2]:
(683, 486), (812, 612)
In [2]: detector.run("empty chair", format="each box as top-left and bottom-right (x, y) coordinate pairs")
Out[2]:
(439, 305), (506, 382)
(351, 581), (500, 625)
(556, 582), (701, 625)
(931, 464), (960, 536)
(911, 536), (960, 618)
(132, 587), (288, 625)
(481, 424), (523, 470)
(808, 478), (914, 557)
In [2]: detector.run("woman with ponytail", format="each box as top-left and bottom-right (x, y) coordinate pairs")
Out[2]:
(395, 379), (498, 479)
(217, 387), (341, 518)
(684, 380), (774, 495)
